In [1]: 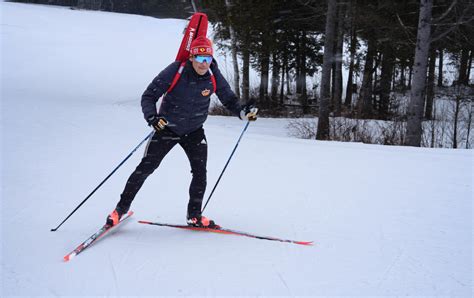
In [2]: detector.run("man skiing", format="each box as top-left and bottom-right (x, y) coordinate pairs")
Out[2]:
(106, 36), (257, 228)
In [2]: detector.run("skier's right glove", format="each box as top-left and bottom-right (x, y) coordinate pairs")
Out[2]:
(147, 115), (168, 131)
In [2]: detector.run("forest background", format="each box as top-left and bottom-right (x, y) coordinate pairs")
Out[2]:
(9, 0), (474, 148)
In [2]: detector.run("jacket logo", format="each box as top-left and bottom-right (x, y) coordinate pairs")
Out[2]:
(201, 88), (211, 96)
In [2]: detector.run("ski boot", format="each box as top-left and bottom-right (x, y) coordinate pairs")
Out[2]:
(105, 206), (128, 227)
(186, 213), (220, 229)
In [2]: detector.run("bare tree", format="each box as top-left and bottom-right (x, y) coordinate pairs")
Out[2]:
(425, 48), (437, 120)
(225, 0), (241, 99)
(437, 48), (444, 87)
(405, 0), (433, 147)
(271, 52), (281, 101)
(458, 48), (471, 85)
(357, 36), (376, 118)
(242, 32), (250, 102)
(466, 101), (473, 149)
(344, 0), (357, 109)
(333, 1), (345, 117)
(379, 40), (394, 119)
(316, 0), (337, 140)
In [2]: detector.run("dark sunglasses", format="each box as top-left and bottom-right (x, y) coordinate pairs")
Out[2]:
(194, 55), (213, 64)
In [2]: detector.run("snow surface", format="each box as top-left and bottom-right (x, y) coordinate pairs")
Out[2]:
(1, 2), (473, 296)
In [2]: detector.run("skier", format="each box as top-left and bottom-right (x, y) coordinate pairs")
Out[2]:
(106, 36), (257, 228)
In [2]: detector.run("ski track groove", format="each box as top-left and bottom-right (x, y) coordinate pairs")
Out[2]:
(274, 265), (293, 296)
(377, 248), (404, 288)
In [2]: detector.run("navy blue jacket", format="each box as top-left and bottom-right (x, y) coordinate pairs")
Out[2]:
(141, 60), (242, 136)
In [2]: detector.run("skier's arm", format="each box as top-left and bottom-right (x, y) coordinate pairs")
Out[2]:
(141, 61), (181, 120)
(211, 62), (243, 116)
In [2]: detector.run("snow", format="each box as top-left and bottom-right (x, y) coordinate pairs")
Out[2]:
(1, 2), (473, 297)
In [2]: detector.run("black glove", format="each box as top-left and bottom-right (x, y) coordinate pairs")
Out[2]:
(240, 105), (258, 121)
(147, 115), (168, 131)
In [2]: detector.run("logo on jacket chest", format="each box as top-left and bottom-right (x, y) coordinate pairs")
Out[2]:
(201, 88), (211, 97)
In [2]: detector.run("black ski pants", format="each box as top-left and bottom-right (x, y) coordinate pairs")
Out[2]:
(117, 127), (207, 216)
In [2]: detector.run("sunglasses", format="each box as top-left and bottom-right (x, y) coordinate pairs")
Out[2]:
(194, 55), (213, 64)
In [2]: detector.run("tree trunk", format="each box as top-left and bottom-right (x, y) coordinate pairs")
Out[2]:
(331, 62), (336, 109)
(466, 102), (472, 149)
(231, 43), (241, 99)
(430, 102), (436, 147)
(357, 36), (376, 118)
(453, 93), (461, 148)
(344, 55), (355, 107)
(344, 0), (357, 108)
(408, 59), (413, 89)
(259, 52), (270, 102)
(425, 48), (436, 120)
(405, 0), (432, 147)
(379, 42), (394, 119)
(280, 53), (287, 104)
(286, 67), (291, 95)
(391, 64), (397, 91)
(225, 0), (241, 99)
(316, 0), (337, 140)
(373, 54), (379, 97)
(271, 52), (280, 101)
(467, 50), (472, 84)
(437, 48), (443, 87)
(300, 31), (308, 113)
(400, 63), (406, 89)
(242, 42), (250, 102)
(458, 48), (470, 85)
(295, 37), (302, 95)
(333, 2), (345, 117)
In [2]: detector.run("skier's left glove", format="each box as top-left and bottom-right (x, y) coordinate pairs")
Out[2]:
(147, 115), (168, 131)
(240, 105), (258, 121)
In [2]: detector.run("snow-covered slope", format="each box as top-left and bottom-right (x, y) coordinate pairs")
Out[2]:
(1, 2), (472, 296)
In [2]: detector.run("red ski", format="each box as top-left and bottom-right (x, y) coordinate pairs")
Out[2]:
(63, 211), (134, 262)
(138, 220), (313, 246)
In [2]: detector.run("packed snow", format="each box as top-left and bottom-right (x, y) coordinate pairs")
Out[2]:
(1, 2), (472, 296)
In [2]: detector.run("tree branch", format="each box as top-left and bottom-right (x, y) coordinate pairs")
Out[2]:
(396, 13), (416, 45)
(432, 0), (457, 23)
(430, 7), (472, 43)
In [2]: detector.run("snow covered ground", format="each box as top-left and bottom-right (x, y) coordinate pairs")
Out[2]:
(1, 2), (473, 296)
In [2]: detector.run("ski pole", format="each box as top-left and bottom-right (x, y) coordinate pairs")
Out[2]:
(202, 121), (250, 213)
(50, 130), (155, 232)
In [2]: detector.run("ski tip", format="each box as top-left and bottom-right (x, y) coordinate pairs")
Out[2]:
(63, 254), (73, 262)
(138, 220), (151, 224)
(295, 241), (314, 246)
